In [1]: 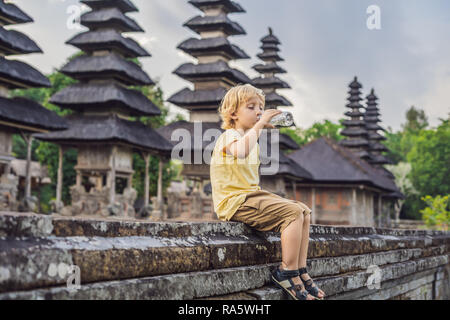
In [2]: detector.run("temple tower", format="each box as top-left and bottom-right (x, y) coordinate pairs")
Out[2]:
(35, 0), (173, 218)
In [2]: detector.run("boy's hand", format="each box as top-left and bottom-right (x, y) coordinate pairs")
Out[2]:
(256, 109), (282, 129)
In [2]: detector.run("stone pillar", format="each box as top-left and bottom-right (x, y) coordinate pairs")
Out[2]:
(292, 181), (297, 201)
(143, 153), (150, 207)
(109, 146), (116, 205)
(56, 146), (64, 205)
(311, 187), (316, 225)
(24, 135), (32, 199)
(362, 190), (367, 226)
(157, 159), (164, 219)
(351, 188), (357, 226)
(378, 196), (382, 228)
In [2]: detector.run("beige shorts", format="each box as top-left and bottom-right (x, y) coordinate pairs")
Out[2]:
(230, 190), (312, 233)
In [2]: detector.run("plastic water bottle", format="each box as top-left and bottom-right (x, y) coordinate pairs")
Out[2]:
(269, 111), (294, 127)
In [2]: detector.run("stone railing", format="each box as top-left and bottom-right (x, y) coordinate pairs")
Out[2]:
(0, 211), (449, 300)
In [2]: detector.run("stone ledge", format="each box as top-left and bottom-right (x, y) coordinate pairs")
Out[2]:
(0, 211), (449, 300)
(0, 254), (448, 300)
(1, 230), (448, 293)
(1, 212), (447, 239)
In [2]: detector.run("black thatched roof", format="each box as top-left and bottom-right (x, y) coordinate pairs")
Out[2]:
(188, 0), (245, 14)
(364, 88), (392, 166)
(259, 134), (312, 180)
(0, 97), (67, 132)
(260, 42), (280, 52)
(342, 119), (365, 127)
(184, 14), (246, 36)
(0, 1), (32, 25)
(0, 57), (51, 89)
(173, 61), (251, 85)
(367, 131), (387, 141)
(81, 7), (143, 33)
(339, 137), (369, 148)
(178, 37), (249, 60)
(344, 110), (365, 118)
(0, 27), (42, 55)
(253, 76), (290, 89)
(262, 130), (299, 150)
(379, 167), (396, 181)
(369, 154), (394, 165)
(49, 82), (161, 116)
(261, 28), (281, 45)
(60, 53), (154, 86)
(366, 123), (384, 131)
(66, 29), (150, 58)
(34, 114), (173, 154)
(80, 0), (139, 13)
(340, 127), (369, 137)
(288, 137), (403, 196)
(252, 62), (286, 75)
(264, 92), (293, 107)
(168, 87), (227, 109)
(257, 51), (284, 62)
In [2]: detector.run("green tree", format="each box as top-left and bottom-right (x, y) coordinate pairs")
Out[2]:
(407, 119), (450, 197)
(420, 195), (449, 231)
(403, 105), (429, 132)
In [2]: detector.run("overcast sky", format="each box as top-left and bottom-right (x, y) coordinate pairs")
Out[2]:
(10, 0), (450, 132)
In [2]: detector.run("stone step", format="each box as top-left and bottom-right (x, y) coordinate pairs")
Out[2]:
(0, 227), (447, 293)
(0, 254), (447, 300)
(1, 212), (447, 239)
(246, 265), (444, 300)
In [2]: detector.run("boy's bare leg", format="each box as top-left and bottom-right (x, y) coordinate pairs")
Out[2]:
(298, 212), (325, 298)
(281, 214), (303, 272)
(298, 212), (310, 269)
(280, 214), (315, 300)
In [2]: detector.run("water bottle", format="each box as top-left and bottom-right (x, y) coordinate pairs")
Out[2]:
(268, 111), (294, 127)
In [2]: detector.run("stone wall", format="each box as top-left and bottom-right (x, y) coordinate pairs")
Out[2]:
(0, 212), (448, 300)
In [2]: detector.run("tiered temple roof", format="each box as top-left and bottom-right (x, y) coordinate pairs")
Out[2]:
(166, 0), (251, 115)
(35, 0), (172, 155)
(364, 89), (393, 167)
(288, 137), (402, 196)
(339, 77), (370, 160)
(0, 0), (66, 133)
(158, 0), (252, 181)
(252, 28), (292, 109)
(251, 28), (310, 183)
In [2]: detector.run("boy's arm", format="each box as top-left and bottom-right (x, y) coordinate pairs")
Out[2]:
(224, 110), (281, 159)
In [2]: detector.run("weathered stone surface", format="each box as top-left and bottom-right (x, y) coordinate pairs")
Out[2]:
(1, 254), (448, 300)
(0, 264), (276, 300)
(0, 212), (53, 237)
(1, 212), (447, 238)
(0, 212), (448, 300)
(0, 232), (447, 293)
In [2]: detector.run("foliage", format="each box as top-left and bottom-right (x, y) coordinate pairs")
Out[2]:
(407, 119), (450, 197)
(281, 119), (344, 148)
(420, 195), (449, 231)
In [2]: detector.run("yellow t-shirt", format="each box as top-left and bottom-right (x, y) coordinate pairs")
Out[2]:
(210, 129), (261, 221)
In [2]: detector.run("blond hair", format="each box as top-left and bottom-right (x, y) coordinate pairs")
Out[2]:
(219, 84), (265, 130)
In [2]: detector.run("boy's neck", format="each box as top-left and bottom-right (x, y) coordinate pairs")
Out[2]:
(233, 125), (251, 136)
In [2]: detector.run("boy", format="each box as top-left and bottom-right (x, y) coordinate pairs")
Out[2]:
(210, 84), (325, 300)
